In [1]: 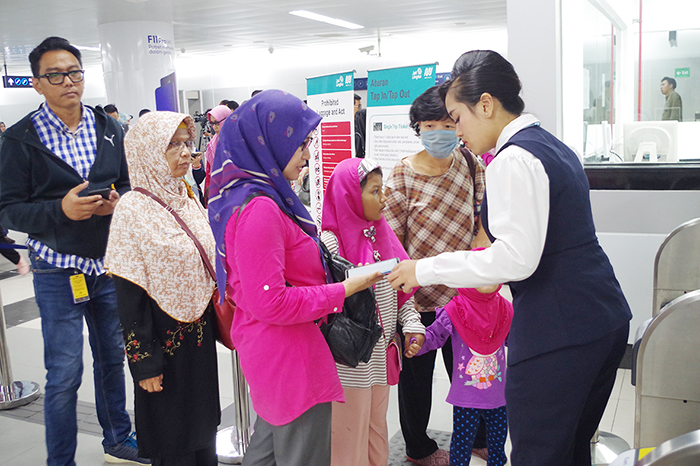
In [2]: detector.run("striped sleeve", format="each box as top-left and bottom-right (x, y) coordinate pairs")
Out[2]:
(321, 230), (406, 388)
(397, 296), (424, 335)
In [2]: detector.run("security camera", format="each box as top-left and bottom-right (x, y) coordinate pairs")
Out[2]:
(359, 45), (375, 54)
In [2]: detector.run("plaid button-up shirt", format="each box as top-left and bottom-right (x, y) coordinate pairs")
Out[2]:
(384, 150), (485, 312)
(27, 104), (105, 275)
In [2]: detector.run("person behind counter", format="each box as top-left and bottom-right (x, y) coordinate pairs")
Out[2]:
(388, 50), (631, 466)
(660, 76), (682, 121)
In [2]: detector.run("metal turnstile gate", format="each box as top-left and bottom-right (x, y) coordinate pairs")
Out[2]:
(636, 429), (700, 466)
(633, 290), (700, 448)
(652, 217), (700, 316)
(610, 429), (700, 466)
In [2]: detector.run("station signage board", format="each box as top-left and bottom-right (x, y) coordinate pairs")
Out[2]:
(4, 76), (33, 88)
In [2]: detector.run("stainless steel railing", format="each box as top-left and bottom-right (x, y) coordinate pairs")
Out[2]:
(0, 289), (41, 410)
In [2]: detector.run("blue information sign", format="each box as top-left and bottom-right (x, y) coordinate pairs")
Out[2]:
(354, 77), (368, 90)
(436, 72), (451, 85)
(4, 76), (33, 88)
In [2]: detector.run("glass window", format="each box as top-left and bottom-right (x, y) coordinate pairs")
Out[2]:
(584, 0), (700, 164)
(582, 1), (617, 162)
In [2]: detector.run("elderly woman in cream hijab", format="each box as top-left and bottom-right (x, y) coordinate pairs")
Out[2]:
(106, 112), (220, 466)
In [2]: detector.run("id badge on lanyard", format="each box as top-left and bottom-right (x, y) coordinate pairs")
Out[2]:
(69, 273), (90, 304)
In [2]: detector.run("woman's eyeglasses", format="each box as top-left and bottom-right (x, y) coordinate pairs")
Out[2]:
(298, 137), (314, 152)
(167, 141), (196, 153)
(209, 117), (226, 126)
(35, 70), (85, 85)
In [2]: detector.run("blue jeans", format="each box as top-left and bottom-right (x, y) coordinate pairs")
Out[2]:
(30, 251), (132, 466)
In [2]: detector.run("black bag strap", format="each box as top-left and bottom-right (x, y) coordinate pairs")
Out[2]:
(133, 187), (216, 281)
(235, 192), (271, 221)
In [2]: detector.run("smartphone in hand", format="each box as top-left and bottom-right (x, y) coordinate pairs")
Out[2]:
(79, 186), (112, 199)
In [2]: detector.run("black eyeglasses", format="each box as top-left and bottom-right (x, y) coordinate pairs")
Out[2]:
(209, 117), (226, 126)
(298, 137), (313, 152)
(35, 70), (85, 85)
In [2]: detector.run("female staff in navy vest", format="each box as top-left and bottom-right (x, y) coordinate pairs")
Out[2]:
(387, 50), (632, 466)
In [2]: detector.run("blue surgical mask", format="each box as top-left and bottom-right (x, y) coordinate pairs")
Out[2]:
(420, 130), (459, 159)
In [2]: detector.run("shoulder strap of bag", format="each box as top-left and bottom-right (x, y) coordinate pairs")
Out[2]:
(235, 192), (271, 222)
(133, 187), (216, 280)
(459, 146), (477, 185)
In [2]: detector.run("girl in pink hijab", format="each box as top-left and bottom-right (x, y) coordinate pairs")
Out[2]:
(406, 241), (513, 466)
(203, 105), (232, 199)
(320, 157), (425, 466)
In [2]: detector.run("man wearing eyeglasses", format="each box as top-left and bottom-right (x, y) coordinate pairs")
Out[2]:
(0, 37), (147, 465)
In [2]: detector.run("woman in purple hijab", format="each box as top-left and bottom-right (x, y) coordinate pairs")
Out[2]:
(209, 90), (381, 465)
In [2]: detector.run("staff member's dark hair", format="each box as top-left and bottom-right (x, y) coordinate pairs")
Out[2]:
(409, 85), (451, 136)
(442, 50), (525, 116)
(29, 36), (82, 78)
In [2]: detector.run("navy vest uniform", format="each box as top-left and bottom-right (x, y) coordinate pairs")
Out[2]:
(482, 125), (631, 366)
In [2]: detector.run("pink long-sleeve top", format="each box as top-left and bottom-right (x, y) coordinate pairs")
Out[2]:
(224, 196), (346, 426)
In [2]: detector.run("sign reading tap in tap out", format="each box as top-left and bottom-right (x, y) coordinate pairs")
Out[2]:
(4, 76), (33, 88)
(365, 63), (437, 179)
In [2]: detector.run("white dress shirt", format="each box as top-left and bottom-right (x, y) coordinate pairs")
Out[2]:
(415, 114), (550, 288)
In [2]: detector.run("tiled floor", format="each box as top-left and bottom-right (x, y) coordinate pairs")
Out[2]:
(0, 234), (636, 465)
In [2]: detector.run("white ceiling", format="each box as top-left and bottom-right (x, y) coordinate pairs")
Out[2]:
(1, 0), (507, 71)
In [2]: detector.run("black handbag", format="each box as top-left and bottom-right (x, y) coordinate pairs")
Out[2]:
(317, 241), (383, 367)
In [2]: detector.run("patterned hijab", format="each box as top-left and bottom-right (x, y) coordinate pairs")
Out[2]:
(105, 111), (216, 322)
(208, 90), (322, 294)
(322, 157), (414, 308)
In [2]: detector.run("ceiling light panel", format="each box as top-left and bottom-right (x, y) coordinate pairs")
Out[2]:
(289, 10), (363, 30)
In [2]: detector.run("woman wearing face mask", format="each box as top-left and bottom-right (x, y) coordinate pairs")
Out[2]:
(383, 85), (486, 466)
